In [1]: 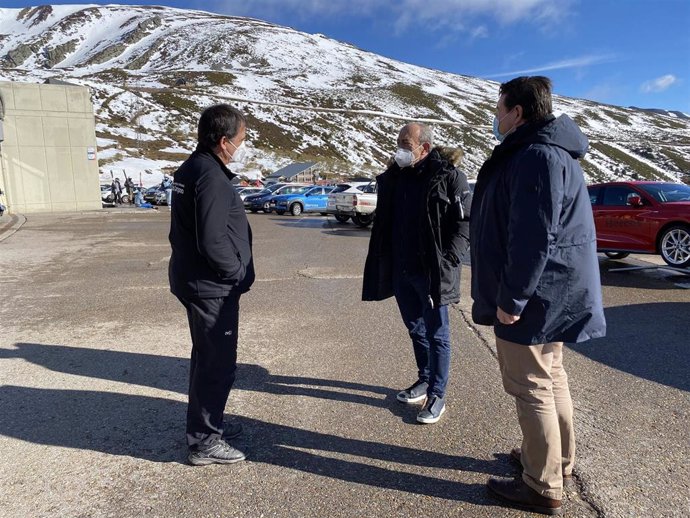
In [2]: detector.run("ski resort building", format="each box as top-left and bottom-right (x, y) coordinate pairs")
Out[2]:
(0, 80), (101, 214)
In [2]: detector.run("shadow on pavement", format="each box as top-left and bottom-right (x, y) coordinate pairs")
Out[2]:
(598, 260), (689, 290)
(1, 342), (509, 500)
(0, 344), (392, 408)
(568, 302), (690, 392)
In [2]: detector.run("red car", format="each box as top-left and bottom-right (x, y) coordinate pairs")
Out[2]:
(587, 181), (690, 268)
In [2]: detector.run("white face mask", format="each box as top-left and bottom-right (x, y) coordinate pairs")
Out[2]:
(394, 144), (422, 168)
(229, 141), (248, 164)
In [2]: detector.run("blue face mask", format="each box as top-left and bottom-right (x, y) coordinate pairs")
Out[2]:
(492, 109), (515, 143)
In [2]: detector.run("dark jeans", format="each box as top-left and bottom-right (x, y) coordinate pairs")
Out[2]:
(178, 293), (241, 450)
(393, 270), (451, 399)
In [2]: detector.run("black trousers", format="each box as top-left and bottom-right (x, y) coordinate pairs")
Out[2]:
(178, 293), (241, 449)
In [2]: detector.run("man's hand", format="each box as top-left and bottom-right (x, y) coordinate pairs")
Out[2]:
(497, 307), (521, 325)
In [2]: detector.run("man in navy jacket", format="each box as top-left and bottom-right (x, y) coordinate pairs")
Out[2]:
(363, 123), (471, 425)
(169, 104), (255, 466)
(470, 77), (605, 515)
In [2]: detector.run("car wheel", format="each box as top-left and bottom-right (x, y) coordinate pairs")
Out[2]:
(659, 225), (690, 268)
(604, 252), (630, 260)
(276, 210), (285, 215)
(290, 203), (303, 216)
(334, 214), (350, 223)
(121, 194), (130, 204)
(352, 213), (374, 227)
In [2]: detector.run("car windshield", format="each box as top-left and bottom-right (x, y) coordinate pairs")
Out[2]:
(638, 183), (690, 202)
(360, 182), (376, 193)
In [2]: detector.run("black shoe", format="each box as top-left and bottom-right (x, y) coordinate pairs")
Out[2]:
(396, 380), (429, 404)
(188, 439), (246, 466)
(487, 477), (562, 515)
(416, 395), (446, 424)
(222, 421), (243, 440)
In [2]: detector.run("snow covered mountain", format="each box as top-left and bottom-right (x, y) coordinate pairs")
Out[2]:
(1, 4), (689, 184)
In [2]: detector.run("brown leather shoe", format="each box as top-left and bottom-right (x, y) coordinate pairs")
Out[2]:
(510, 447), (575, 488)
(487, 477), (562, 515)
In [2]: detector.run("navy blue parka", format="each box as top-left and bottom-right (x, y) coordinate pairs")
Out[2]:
(470, 114), (606, 345)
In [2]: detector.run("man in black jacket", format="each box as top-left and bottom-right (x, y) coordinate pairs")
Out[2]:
(362, 123), (471, 424)
(169, 104), (255, 466)
(471, 77), (606, 515)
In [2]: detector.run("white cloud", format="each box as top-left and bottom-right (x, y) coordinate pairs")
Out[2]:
(216, 0), (573, 32)
(393, 0), (573, 34)
(640, 74), (678, 93)
(483, 54), (619, 78)
(216, 0), (376, 19)
(470, 25), (489, 39)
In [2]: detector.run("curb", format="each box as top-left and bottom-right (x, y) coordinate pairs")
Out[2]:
(0, 213), (27, 242)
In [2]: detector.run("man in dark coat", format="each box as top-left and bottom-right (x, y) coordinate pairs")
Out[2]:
(363, 122), (471, 425)
(169, 104), (255, 466)
(471, 76), (606, 515)
(113, 178), (123, 204)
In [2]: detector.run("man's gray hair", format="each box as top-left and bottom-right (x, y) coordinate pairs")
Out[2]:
(418, 124), (434, 146)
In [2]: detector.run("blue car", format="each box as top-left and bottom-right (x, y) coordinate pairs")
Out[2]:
(271, 185), (336, 216)
(244, 183), (307, 213)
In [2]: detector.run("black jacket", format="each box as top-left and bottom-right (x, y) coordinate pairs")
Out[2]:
(362, 147), (471, 307)
(470, 114), (606, 345)
(169, 146), (255, 299)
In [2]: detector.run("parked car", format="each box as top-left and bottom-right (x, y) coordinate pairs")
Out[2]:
(333, 180), (377, 227)
(244, 183), (309, 213)
(243, 183), (287, 212)
(587, 181), (690, 268)
(101, 184), (131, 204)
(143, 186), (166, 205)
(270, 185), (336, 216)
(236, 186), (264, 200)
(325, 182), (372, 223)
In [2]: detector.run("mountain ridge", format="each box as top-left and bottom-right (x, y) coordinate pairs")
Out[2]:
(1, 4), (689, 184)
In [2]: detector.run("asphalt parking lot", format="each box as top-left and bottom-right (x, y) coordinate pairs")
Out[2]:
(0, 209), (688, 518)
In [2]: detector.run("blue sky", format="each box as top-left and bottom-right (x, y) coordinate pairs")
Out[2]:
(5, 0), (690, 112)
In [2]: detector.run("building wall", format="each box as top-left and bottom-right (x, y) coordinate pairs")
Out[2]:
(0, 81), (101, 214)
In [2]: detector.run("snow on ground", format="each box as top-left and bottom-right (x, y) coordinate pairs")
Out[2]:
(1, 4), (687, 186)
(96, 137), (117, 147)
(99, 157), (178, 187)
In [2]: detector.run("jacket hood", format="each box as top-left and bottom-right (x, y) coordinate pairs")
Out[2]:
(522, 114), (589, 159)
(435, 146), (463, 167)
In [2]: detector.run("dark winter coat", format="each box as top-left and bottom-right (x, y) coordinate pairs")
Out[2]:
(169, 146), (255, 299)
(362, 147), (472, 307)
(470, 114), (606, 345)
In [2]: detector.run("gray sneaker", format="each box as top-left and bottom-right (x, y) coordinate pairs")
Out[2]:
(188, 439), (246, 466)
(397, 380), (429, 404)
(417, 395), (446, 424)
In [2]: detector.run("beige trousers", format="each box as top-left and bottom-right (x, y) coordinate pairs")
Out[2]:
(496, 337), (575, 500)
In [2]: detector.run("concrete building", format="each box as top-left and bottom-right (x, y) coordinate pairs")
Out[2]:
(0, 80), (101, 214)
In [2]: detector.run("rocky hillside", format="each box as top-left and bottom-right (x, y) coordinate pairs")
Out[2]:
(1, 4), (689, 183)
